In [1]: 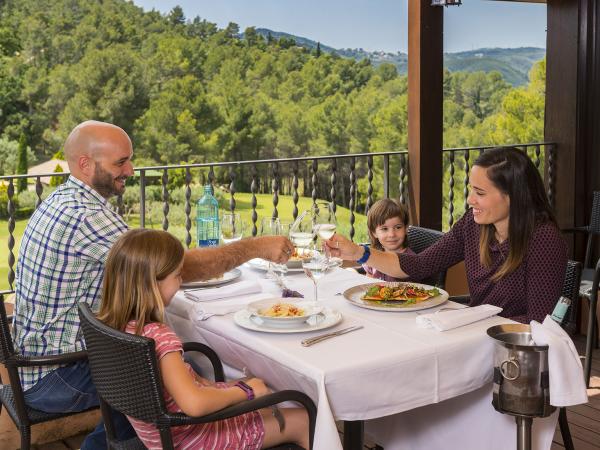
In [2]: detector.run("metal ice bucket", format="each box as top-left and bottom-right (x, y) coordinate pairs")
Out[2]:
(487, 324), (555, 418)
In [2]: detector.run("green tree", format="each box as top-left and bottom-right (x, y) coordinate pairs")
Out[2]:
(49, 163), (64, 187)
(16, 133), (28, 192)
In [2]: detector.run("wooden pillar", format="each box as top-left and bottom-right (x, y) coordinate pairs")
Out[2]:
(546, 0), (600, 259)
(408, 0), (444, 230)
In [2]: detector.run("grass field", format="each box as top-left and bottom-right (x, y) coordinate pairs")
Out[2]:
(0, 193), (368, 291)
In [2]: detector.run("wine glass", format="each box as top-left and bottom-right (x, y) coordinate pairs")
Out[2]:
(302, 243), (329, 302)
(312, 201), (337, 261)
(260, 217), (288, 276)
(221, 213), (244, 243)
(288, 210), (316, 256)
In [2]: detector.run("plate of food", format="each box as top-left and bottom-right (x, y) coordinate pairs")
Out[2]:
(180, 268), (242, 289)
(246, 299), (323, 327)
(343, 282), (449, 312)
(234, 305), (342, 333)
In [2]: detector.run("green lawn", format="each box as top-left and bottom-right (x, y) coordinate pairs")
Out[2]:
(0, 193), (368, 291)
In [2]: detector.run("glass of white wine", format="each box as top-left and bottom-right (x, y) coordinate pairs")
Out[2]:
(302, 244), (329, 302)
(288, 210), (315, 253)
(312, 201), (337, 261)
(221, 213), (244, 243)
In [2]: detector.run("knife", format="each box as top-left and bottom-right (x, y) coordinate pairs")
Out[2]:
(301, 325), (364, 347)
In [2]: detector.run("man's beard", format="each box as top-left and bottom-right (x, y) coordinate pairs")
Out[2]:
(91, 164), (126, 198)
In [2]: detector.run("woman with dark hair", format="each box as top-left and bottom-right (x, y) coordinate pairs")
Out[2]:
(327, 147), (568, 323)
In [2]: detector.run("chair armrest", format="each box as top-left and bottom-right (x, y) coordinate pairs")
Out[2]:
(561, 226), (590, 234)
(182, 342), (225, 382)
(13, 350), (88, 367)
(165, 390), (317, 448)
(449, 295), (471, 305)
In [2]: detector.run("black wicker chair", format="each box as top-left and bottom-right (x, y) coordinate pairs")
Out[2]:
(407, 225), (447, 288)
(0, 294), (98, 450)
(562, 191), (600, 386)
(78, 303), (316, 450)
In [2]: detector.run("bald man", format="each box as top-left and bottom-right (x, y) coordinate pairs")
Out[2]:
(13, 120), (294, 449)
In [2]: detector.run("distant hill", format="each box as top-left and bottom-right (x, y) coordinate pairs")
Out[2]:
(253, 28), (545, 86)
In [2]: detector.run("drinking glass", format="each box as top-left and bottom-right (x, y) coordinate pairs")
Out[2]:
(289, 210), (315, 255)
(260, 217), (288, 276)
(221, 213), (244, 243)
(312, 201), (337, 261)
(302, 244), (329, 302)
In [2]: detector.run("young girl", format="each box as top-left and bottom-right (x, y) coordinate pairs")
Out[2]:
(97, 229), (309, 450)
(363, 198), (414, 282)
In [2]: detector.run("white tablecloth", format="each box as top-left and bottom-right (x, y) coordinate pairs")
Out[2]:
(166, 266), (558, 450)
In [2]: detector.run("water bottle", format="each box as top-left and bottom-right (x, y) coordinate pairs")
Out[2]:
(550, 296), (571, 324)
(196, 185), (220, 247)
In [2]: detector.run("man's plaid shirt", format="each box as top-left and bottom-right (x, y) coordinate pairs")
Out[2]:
(13, 176), (128, 390)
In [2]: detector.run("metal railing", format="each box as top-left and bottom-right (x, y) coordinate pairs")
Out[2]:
(0, 142), (555, 291)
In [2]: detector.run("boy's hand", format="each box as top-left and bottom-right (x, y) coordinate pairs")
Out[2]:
(326, 234), (363, 261)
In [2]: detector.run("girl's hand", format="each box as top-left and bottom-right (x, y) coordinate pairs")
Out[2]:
(325, 234), (364, 261)
(245, 377), (270, 398)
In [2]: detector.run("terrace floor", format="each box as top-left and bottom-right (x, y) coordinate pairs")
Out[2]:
(27, 336), (600, 450)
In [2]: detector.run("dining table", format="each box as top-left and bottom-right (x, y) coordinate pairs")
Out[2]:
(165, 263), (559, 450)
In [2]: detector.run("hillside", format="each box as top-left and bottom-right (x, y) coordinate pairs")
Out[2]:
(253, 28), (544, 86)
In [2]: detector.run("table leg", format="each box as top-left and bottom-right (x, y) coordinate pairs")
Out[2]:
(343, 420), (364, 450)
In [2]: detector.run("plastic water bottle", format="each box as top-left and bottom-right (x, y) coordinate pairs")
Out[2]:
(550, 296), (571, 324)
(196, 185), (219, 247)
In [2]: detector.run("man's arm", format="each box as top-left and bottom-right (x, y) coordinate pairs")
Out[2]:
(181, 235), (294, 282)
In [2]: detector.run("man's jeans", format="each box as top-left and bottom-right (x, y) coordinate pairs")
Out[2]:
(24, 361), (136, 449)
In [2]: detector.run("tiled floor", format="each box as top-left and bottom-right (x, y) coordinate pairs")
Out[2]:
(32, 335), (600, 450)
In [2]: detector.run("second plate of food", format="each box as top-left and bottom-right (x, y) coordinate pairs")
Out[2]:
(246, 298), (323, 327)
(343, 281), (449, 312)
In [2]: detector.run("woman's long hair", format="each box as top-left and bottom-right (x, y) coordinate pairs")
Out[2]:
(367, 198), (410, 251)
(475, 147), (556, 281)
(98, 229), (184, 335)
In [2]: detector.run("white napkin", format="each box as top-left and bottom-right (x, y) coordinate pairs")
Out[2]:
(530, 316), (588, 407)
(416, 304), (502, 331)
(184, 280), (262, 302)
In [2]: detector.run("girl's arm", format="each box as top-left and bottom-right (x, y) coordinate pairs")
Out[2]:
(159, 352), (269, 417)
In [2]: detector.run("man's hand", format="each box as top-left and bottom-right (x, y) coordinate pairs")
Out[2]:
(255, 235), (295, 264)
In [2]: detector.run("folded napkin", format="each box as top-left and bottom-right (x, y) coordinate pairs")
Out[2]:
(530, 316), (588, 407)
(416, 304), (502, 331)
(184, 280), (262, 302)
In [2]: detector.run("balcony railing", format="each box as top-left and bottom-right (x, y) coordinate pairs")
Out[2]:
(0, 142), (555, 292)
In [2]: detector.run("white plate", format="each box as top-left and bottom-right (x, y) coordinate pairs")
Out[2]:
(246, 299), (323, 327)
(246, 258), (343, 272)
(233, 307), (342, 333)
(343, 282), (449, 312)
(181, 269), (242, 289)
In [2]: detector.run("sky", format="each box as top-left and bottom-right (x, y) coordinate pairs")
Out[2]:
(132, 0), (547, 54)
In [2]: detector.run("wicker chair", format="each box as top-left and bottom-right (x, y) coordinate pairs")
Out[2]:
(0, 294), (98, 450)
(78, 303), (316, 450)
(562, 191), (600, 386)
(406, 225), (447, 288)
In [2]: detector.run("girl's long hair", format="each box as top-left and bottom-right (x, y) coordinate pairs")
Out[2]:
(98, 229), (184, 335)
(367, 198), (410, 251)
(475, 147), (556, 281)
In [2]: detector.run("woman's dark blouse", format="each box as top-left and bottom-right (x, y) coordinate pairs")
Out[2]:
(399, 210), (568, 323)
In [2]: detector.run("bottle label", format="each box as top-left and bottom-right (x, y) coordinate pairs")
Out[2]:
(198, 239), (219, 247)
(551, 302), (570, 324)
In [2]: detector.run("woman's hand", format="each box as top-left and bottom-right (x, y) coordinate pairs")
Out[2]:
(325, 234), (364, 261)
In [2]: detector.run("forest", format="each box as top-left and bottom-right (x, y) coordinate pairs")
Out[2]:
(0, 0), (545, 177)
